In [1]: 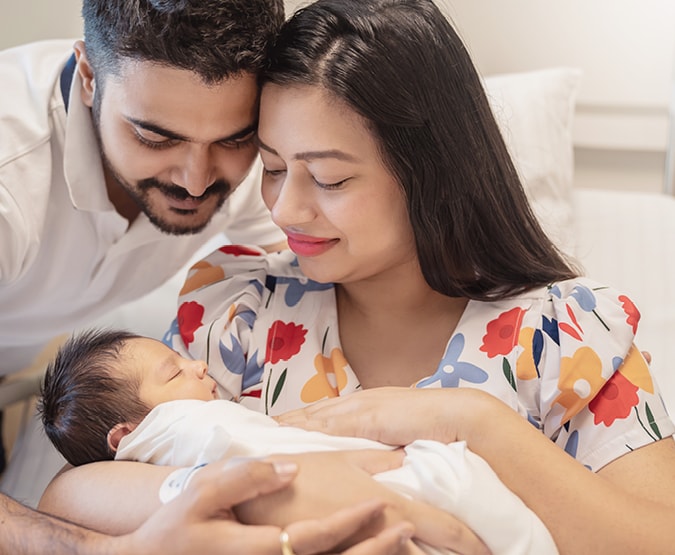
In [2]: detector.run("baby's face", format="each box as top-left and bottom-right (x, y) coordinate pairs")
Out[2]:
(122, 337), (218, 407)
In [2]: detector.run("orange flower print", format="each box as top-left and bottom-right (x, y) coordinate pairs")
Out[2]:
(180, 260), (225, 296)
(619, 295), (641, 334)
(618, 345), (654, 394)
(553, 346), (606, 424)
(178, 301), (204, 347)
(516, 327), (538, 380)
(301, 348), (349, 403)
(589, 371), (639, 426)
(265, 320), (307, 364)
(480, 307), (526, 358)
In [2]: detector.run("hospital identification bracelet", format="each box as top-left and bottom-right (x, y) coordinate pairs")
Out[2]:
(158, 463), (208, 504)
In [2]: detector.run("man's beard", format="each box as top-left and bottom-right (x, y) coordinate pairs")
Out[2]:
(131, 174), (230, 235)
(91, 90), (231, 235)
(102, 152), (231, 235)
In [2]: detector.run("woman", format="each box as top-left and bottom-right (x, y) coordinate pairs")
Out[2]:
(42, 0), (675, 553)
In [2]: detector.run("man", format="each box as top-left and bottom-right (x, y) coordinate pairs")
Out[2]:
(4, 458), (415, 554)
(0, 0), (286, 529)
(0, 0), (286, 492)
(0, 0), (286, 381)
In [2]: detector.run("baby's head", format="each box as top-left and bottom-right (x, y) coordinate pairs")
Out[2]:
(38, 328), (216, 466)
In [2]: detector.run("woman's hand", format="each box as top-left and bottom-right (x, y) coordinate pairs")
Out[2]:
(276, 387), (490, 447)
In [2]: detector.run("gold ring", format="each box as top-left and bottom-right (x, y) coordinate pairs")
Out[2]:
(279, 529), (296, 555)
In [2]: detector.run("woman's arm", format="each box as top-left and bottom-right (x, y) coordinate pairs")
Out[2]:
(39, 449), (488, 554)
(277, 387), (675, 554)
(39, 460), (168, 535)
(10, 459), (414, 555)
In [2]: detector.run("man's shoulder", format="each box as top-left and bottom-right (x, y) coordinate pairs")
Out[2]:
(0, 40), (75, 162)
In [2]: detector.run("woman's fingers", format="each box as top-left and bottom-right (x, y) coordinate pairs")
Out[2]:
(285, 499), (413, 554)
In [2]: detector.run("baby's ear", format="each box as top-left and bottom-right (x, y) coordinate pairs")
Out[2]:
(107, 422), (138, 452)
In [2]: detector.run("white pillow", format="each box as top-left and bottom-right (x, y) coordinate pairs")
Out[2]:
(483, 68), (582, 255)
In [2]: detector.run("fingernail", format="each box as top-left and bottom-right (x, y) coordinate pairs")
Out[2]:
(273, 461), (298, 478)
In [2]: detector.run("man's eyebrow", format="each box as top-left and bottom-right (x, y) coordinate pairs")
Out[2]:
(257, 138), (359, 162)
(127, 117), (258, 143)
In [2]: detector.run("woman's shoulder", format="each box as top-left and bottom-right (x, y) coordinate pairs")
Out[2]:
(474, 276), (641, 375)
(484, 277), (639, 329)
(527, 276), (640, 339)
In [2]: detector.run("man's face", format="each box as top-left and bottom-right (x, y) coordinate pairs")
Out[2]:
(85, 59), (260, 235)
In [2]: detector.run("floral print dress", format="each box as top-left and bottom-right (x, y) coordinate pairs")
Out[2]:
(165, 245), (675, 472)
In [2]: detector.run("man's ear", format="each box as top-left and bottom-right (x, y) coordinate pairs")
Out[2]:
(73, 40), (96, 108)
(107, 422), (138, 452)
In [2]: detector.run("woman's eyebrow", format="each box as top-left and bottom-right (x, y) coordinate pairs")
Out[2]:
(257, 138), (359, 162)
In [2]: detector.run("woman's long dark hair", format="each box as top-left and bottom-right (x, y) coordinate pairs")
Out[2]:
(262, 0), (578, 301)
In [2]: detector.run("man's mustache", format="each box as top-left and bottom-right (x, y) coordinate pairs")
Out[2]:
(137, 178), (231, 201)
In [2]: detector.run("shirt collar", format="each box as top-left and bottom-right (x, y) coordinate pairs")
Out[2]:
(62, 69), (117, 214)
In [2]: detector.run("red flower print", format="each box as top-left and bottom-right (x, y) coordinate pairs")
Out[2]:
(218, 245), (263, 256)
(178, 301), (205, 347)
(480, 307), (526, 358)
(589, 371), (639, 426)
(240, 388), (262, 399)
(265, 320), (307, 364)
(619, 295), (641, 334)
(558, 304), (583, 341)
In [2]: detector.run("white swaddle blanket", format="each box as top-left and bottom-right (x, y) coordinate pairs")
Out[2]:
(117, 399), (557, 555)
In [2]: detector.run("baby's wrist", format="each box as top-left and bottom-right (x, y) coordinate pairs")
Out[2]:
(158, 463), (207, 504)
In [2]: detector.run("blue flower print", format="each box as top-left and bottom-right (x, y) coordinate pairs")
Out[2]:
(563, 429), (579, 458)
(570, 285), (597, 312)
(276, 277), (334, 307)
(416, 333), (488, 388)
(219, 335), (264, 389)
(542, 316), (559, 346)
(162, 318), (180, 347)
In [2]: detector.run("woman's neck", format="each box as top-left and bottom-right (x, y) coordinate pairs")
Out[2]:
(335, 268), (468, 388)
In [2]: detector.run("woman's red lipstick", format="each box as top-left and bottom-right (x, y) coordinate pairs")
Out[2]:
(285, 231), (338, 257)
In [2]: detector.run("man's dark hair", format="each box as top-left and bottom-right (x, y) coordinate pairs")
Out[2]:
(38, 328), (151, 466)
(81, 0), (285, 85)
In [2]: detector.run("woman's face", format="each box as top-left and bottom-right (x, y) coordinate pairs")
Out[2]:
(258, 83), (417, 285)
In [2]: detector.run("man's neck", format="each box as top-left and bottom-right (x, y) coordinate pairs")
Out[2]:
(103, 167), (141, 224)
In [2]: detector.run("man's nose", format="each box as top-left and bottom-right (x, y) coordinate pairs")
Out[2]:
(171, 145), (216, 197)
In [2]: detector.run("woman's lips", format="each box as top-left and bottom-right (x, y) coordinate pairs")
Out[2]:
(286, 233), (339, 257)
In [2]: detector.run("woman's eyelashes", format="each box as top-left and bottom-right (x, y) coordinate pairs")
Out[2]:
(262, 167), (286, 177)
(313, 177), (349, 190)
(262, 167), (349, 190)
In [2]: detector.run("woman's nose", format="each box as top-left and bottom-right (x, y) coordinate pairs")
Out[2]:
(269, 175), (315, 228)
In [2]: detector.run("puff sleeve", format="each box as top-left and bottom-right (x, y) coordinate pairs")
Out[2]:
(515, 279), (675, 470)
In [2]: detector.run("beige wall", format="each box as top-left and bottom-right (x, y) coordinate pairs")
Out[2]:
(2, 0), (671, 193)
(0, 0), (82, 49)
(445, 0), (675, 194)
